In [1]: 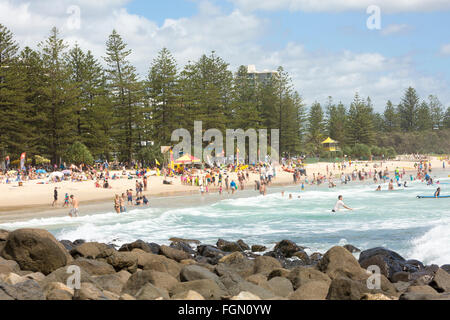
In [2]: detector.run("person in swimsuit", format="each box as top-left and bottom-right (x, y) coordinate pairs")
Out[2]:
(114, 194), (120, 214)
(332, 195), (353, 213)
(69, 195), (79, 217)
(52, 187), (58, 207)
(435, 187), (441, 198)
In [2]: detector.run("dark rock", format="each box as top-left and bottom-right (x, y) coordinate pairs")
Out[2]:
(343, 244), (361, 253)
(309, 252), (323, 265)
(267, 268), (291, 280)
(399, 292), (448, 300)
(0, 279), (45, 300)
(219, 272), (275, 299)
(73, 239), (86, 246)
(410, 271), (434, 286)
(169, 238), (201, 245)
(216, 239), (243, 253)
(147, 243), (161, 255)
(441, 265), (450, 273)
(273, 240), (303, 258)
(404, 259), (425, 273)
(292, 250), (311, 265)
(237, 240), (250, 251)
(197, 245), (226, 265)
(251, 245), (267, 253)
(93, 273), (127, 295)
(180, 265), (220, 282)
(359, 247), (406, 281)
(429, 268), (450, 293)
(119, 240), (152, 253)
(60, 240), (75, 251)
(159, 245), (191, 262)
(1, 229), (72, 275)
(170, 241), (196, 255)
(217, 252), (255, 278)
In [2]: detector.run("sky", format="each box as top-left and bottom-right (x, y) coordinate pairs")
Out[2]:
(0, 0), (449, 111)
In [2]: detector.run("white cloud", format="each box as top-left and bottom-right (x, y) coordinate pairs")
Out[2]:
(229, 0), (450, 13)
(381, 24), (412, 35)
(440, 43), (450, 56)
(0, 0), (448, 111)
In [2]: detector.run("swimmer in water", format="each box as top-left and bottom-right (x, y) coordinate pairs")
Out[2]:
(376, 185), (381, 191)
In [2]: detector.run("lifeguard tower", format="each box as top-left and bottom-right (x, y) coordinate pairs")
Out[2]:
(322, 137), (339, 152)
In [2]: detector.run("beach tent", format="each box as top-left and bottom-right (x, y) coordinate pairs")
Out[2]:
(49, 172), (64, 179)
(175, 154), (201, 164)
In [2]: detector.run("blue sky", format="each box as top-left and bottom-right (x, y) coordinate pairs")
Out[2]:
(1, 0), (449, 111)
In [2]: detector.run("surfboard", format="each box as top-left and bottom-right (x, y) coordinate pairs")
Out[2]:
(416, 195), (450, 199)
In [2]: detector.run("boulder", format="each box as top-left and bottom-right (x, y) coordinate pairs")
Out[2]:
(46, 289), (73, 300)
(1, 273), (27, 285)
(318, 246), (368, 280)
(103, 290), (120, 300)
(358, 247), (406, 281)
(361, 293), (394, 300)
(0, 256), (20, 274)
(119, 293), (136, 300)
(25, 272), (46, 282)
(136, 282), (169, 300)
(246, 274), (269, 287)
(172, 290), (205, 300)
(326, 276), (369, 300)
(160, 245), (191, 262)
(40, 266), (97, 289)
(70, 242), (115, 260)
(309, 252), (323, 265)
(170, 279), (227, 300)
(170, 241), (196, 255)
(251, 245), (267, 253)
(132, 249), (181, 279)
(391, 271), (411, 283)
(119, 240), (153, 253)
(43, 282), (74, 296)
(292, 251), (311, 265)
(59, 240), (75, 251)
(181, 265), (220, 282)
(74, 282), (108, 300)
(441, 265), (450, 273)
(266, 277), (294, 297)
(122, 270), (178, 296)
(0, 279), (45, 300)
(106, 252), (138, 273)
(0, 229), (9, 241)
(430, 268), (450, 292)
(406, 285), (439, 295)
(1, 229), (72, 275)
(197, 245), (226, 264)
(69, 258), (116, 275)
(217, 252), (255, 278)
(288, 280), (330, 300)
(253, 256), (282, 276)
(169, 238), (201, 245)
(237, 240), (250, 251)
(343, 244), (361, 253)
(231, 291), (261, 300)
(399, 292), (449, 300)
(393, 281), (411, 293)
(267, 268), (291, 280)
(93, 273), (127, 295)
(287, 267), (331, 290)
(404, 259), (425, 273)
(216, 239), (243, 253)
(219, 272), (274, 299)
(273, 240), (303, 258)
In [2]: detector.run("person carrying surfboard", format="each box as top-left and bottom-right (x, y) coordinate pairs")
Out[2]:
(435, 187), (441, 198)
(332, 195), (353, 213)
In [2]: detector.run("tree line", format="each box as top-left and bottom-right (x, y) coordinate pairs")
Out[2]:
(1, 24), (449, 166)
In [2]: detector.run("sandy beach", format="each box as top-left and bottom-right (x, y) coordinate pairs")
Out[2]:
(0, 158), (445, 222)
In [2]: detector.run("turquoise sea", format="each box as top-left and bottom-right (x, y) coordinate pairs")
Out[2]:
(1, 171), (449, 265)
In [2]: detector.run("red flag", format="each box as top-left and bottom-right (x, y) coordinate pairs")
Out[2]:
(20, 153), (26, 160)
(20, 152), (26, 170)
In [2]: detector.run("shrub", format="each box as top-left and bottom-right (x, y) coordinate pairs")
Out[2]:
(64, 142), (94, 165)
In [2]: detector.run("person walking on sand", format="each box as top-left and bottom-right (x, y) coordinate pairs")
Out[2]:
(69, 195), (79, 217)
(52, 187), (59, 207)
(332, 195), (353, 213)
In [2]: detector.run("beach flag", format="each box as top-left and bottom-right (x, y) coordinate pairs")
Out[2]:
(170, 149), (174, 170)
(155, 159), (160, 166)
(20, 152), (26, 170)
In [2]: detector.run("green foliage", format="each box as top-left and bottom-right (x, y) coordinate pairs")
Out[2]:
(64, 142), (94, 165)
(351, 144), (372, 159)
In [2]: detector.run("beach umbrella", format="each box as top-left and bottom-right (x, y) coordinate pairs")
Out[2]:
(175, 154), (201, 164)
(49, 172), (64, 179)
(36, 169), (47, 174)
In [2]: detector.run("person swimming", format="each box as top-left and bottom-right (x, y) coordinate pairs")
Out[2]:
(376, 185), (381, 191)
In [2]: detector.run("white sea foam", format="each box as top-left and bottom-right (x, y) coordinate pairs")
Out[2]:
(408, 222), (450, 266)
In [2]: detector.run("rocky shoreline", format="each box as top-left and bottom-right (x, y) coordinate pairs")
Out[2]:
(1, 228), (449, 300)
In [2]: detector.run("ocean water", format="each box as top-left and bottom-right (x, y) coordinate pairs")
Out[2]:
(1, 173), (449, 266)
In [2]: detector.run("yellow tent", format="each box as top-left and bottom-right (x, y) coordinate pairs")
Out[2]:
(322, 137), (337, 144)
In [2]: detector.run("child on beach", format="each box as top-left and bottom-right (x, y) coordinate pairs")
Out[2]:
(63, 193), (70, 208)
